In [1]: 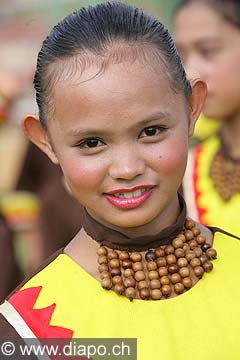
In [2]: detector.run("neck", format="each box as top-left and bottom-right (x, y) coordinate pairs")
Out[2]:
(82, 193), (186, 251)
(221, 112), (240, 159)
(91, 194), (180, 238)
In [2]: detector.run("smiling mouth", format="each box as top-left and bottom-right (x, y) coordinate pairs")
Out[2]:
(112, 189), (147, 199)
(105, 186), (155, 209)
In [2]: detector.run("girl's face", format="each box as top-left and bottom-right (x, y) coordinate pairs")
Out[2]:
(29, 57), (203, 234)
(174, 3), (240, 121)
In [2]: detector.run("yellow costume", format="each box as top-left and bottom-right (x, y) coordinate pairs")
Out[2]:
(183, 134), (240, 235)
(1, 232), (240, 359)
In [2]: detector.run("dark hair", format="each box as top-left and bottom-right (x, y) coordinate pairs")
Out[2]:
(175, 0), (240, 28)
(34, 1), (192, 128)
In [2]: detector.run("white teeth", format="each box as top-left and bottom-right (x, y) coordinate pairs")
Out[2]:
(113, 188), (147, 199)
(133, 189), (142, 197)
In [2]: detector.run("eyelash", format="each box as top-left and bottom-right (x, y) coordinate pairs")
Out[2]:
(77, 138), (105, 149)
(140, 125), (167, 138)
(75, 125), (167, 150)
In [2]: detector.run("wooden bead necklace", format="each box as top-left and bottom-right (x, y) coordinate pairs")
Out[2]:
(210, 133), (240, 201)
(97, 219), (217, 300)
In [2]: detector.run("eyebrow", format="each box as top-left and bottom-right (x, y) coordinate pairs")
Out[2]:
(67, 111), (170, 138)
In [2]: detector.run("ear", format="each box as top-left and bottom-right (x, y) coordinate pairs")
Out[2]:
(22, 114), (59, 164)
(187, 77), (207, 137)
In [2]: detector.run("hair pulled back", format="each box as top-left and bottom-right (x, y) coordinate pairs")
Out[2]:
(34, 1), (192, 128)
(175, 0), (240, 28)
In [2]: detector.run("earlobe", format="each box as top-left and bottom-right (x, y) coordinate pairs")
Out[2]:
(22, 114), (59, 164)
(187, 77), (207, 137)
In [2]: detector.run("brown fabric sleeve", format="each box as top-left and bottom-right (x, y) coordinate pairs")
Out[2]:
(0, 313), (21, 338)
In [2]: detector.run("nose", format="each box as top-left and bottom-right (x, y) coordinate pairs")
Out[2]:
(108, 145), (146, 181)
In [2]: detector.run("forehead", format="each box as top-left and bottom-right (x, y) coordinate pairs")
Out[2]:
(174, 3), (228, 44)
(49, 57), (186, 130)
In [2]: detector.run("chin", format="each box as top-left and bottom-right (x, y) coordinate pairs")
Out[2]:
(109, 209), (161, 229)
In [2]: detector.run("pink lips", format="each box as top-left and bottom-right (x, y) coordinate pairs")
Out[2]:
(105, 186), (155, 209)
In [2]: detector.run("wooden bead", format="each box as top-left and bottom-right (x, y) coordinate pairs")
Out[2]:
(185, 250), (195, 261)
(122, 259), (132, 269)
(203, 261), (213, 272)
(97, 246), (107, 256)
(206, 248), (217, 260)
(148, 270), (159, 280)
(184, 230), (194, 240)
(165, 245), (175, 255)
(194, 247), (203, 258)
(185, 219), (195, 229)
(174, 283), (185, 294)
(176, 233), (186, 241)
(98, 255), (108, 265)
(183, 244), (190, 252)
(190, 258), (201, 268)
(196, 235), (206, 245)
(182, 277), (193, 289)
(179, 266), (190, 278)
(112, 275), (122, 285)
(199, 254), (208, 265)
(124, 268), (134, 277)
(111, 268), (121, 277)
(109, 258), (120, 268)
(101, 278), (112, 289)
(145, 250), (156, 261)
(150, 279), (161, 289)
(194, 266), (204, 278)
(193, 228), (201, 236)
(100, 271), (110, 280)
(177, 257), (188, 268)
(170, 273), (182, 284)
(98, 264), (109, 272)
(114, 283), (125, 295)
(175, 248), (185, 258)
(125, 287), (136, 300)
(139, 288), (150, 300)
(124, 276), (136, 288)
(135, 270), (145, 281)
(118, 251), (130, 260)
(155, 248), (165, 257)
(168, 264), (179, 274)
(156, 257), (167, 267)
(132, 262), (143, 272)
(130, 252), (142, 262)
(172, 238), (183, 249)
(151, 289), (162, 300)
(138, 280), (148, 290)
(161, 285), (171, 297)
(147, 261), (157, 271)
(189, 240), (198, 249)
(166, 254), (177, 265)
(158, 266), (168, 277)
(108, 250), (118, 259)
(201, 243), (211, 252)
(160, 275), (170, 285)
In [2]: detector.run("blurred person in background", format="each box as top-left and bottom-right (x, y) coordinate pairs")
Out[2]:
(0, 71), (82, 301)
(173, 0), (240, 234)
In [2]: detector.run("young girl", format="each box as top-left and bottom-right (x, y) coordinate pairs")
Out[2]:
(174, 0), (240, 234)
(0, 2), (239, 359)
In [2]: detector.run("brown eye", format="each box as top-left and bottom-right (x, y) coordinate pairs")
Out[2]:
(78, 138), (105, 149)
(140, 126), (167, 138)
(144, 127), (158, 136)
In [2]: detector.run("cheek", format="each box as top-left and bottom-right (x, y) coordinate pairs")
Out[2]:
(211, 54), (240, 88)
(60, 155), (107, 192)
(152, 137), (188, 175)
